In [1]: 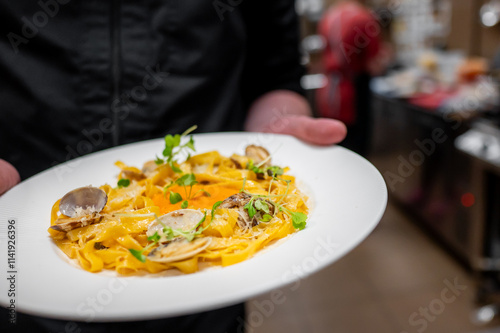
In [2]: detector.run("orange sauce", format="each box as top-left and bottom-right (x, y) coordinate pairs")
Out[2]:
(152, 184), (240, 215)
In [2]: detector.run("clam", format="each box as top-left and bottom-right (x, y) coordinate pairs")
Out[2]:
(146, 209), (205, 242)
(50, 213), (104, 232)
(245, 145), (271, 167)
(220, 192), (252, 210)
(51, 186), (108, 232)
(59, 186), (107, 217)
(147, 237), (212, 263)
(146, 209), (209, 263)
(141, 160), (158, 177)
(219, 193), (275, 229)
(120, 169), (146, 181)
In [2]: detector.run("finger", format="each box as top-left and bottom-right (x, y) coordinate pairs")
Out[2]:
(270, 116), (347, 146)
(0, 159), (21, 196)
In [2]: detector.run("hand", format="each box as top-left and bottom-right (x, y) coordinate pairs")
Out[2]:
(0, 159), (20, 196)
(260, 115), (347, 146)
(244, 90), (347, 145)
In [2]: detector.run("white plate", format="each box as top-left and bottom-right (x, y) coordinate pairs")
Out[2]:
(0, 132), (387, 322)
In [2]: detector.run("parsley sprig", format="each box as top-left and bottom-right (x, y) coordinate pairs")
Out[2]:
(247, 159), (286, 182)
(240, 176), (307, 230)
(279, 206), (307, 230)
(163, 173), (210, 209)
(247, 160), (265, 176)
(155, 126), (210, 208)
(154, 125), (197, 172)
(117, 178), (130, 188)
(243, 197), (273, 223)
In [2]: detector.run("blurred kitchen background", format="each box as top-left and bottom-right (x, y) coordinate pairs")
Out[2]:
(247, 0), (500, 332)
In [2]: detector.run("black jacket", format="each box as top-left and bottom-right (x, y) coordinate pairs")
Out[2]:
(0, 0), (304, 180)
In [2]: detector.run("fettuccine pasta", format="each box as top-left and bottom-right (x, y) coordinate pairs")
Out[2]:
(48, 135), (309, 275)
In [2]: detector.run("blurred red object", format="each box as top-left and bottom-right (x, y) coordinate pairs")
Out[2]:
(456, 57), (488, 83)
(408, 89), (457, 110)
(316, 1), (382, 125)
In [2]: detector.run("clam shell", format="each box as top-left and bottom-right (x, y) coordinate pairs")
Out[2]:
(50, 213), (104, 232)
(245, 145), (271, 167)
(59, 186), (107, 218)
(147, 237), (212, 263)
(146, 209), (205, 239)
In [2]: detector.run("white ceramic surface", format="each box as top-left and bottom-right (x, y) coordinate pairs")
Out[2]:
(0, 132), (387, 322)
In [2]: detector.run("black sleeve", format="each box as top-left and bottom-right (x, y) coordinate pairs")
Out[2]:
(241, 0), (306, 108)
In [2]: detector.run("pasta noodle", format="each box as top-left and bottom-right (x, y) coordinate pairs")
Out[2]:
(48, 141), (309, 275)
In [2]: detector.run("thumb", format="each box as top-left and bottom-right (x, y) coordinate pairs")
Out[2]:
(270, 115), (347, 146)
(0, 159), (21, 196)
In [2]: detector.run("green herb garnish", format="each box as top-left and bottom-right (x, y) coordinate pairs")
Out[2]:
(240, 177), (247, 192)
(128, 239), (159, 263)
(244, 199), (257, 219)
(169, 191), (182, 204)
(280, 206), (307, 230)
(291, 212), (307, 230)
(117, 178), (130, 188)
(243, 196), (275, 223)
(241, 188), (308, 229)
(147, 232), (161, 243)
(254, 199), (270, 213)
(261, 214), (273, 222)
(164, 173), (205, 207)
(211, 201), (223, 219)
(129, 249), (147, 263)
(267, 166), (284, 178)
(176, 173), (198, 198)
(194, 189), (211, 197)
(155, 125), (197, 172)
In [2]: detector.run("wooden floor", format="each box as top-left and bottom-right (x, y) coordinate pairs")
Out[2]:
(245, 199), (500, 333)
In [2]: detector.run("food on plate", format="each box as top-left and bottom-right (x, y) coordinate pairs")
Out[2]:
(48, 127), (309, 275)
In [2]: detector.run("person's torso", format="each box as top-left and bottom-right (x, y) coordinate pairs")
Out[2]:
(0, 0), (248, 179)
